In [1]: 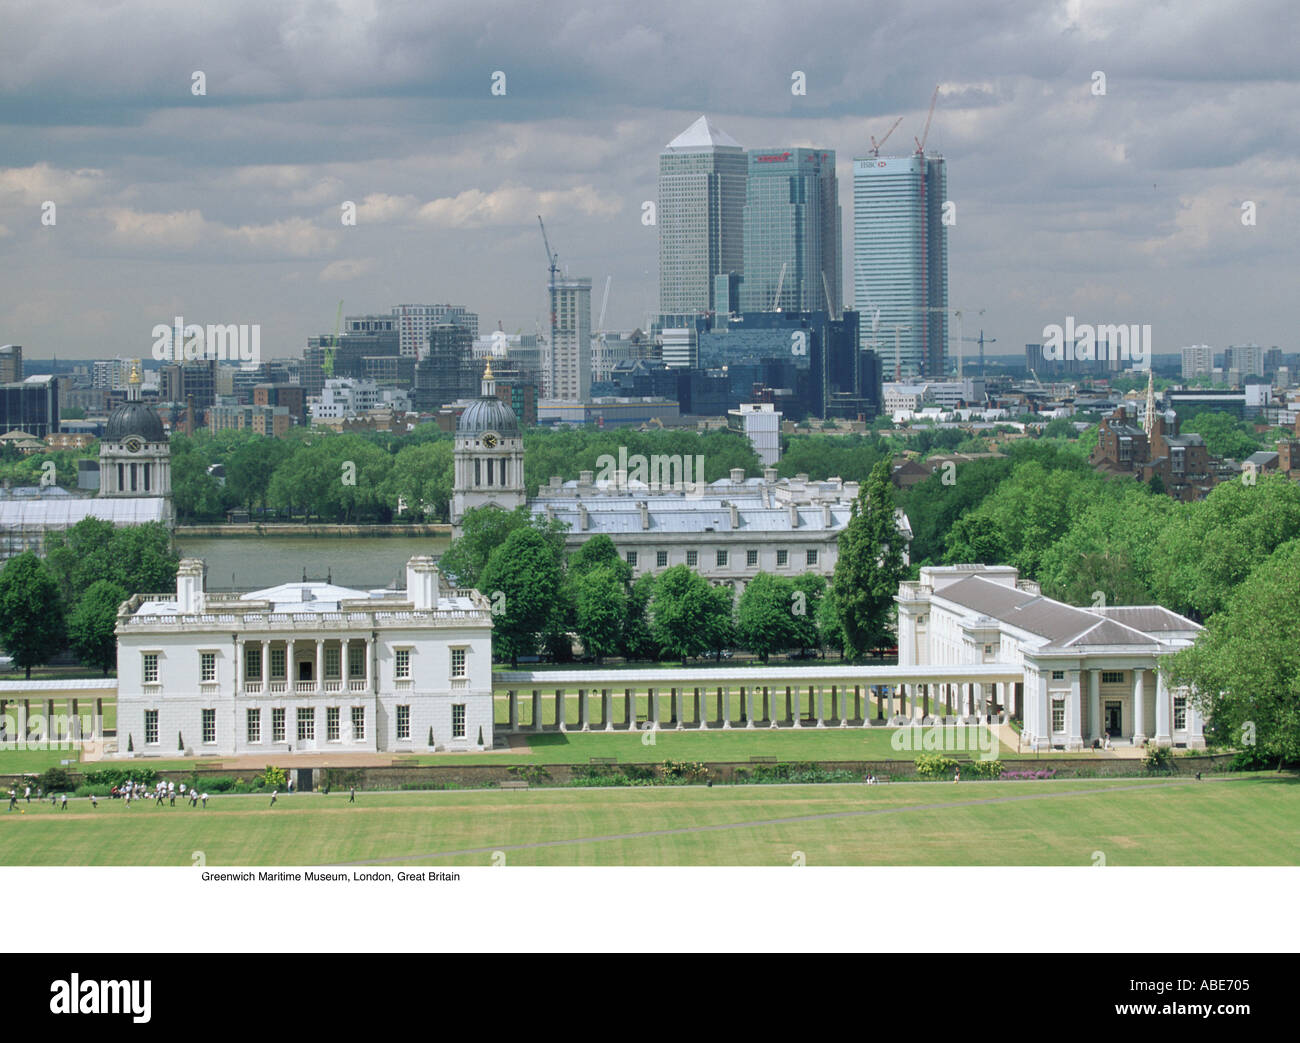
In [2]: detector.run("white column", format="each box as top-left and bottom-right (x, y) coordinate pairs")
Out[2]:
(315, 639), (323, 691)
(721, 686), (731, 729)
(1036, 675), (1049, 750)
(1088, 669), (1101, 744)
(1067, 670), (1083, 751)
(745, 686), (755, 729)
(1186, 695), (1206, 749)
(602, 689), (613, 732)
(556, 688), (567, 732)
(261, 640), (268, 689)
(1154, 668), (1171, 745)
(1132, 669), (1147, 743)
(815, 685), (825, 728)
(625, 689), (634, 730)
(363, 639), (371, 693)
(673, 687), (684, 731)
(508, 690), (518, 731)
(649, 687), (659, 730)
(532, 690), (542, 732)
(578, 688), (589, 732)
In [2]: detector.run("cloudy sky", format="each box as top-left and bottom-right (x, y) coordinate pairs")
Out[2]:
(1, 0), (1297, 362)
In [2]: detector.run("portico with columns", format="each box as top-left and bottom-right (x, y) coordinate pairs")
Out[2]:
(898, 565), (1204, 752)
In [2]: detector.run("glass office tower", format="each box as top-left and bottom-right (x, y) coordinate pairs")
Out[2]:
(853, 152), (948, 379)
(740, 148), (841, 316)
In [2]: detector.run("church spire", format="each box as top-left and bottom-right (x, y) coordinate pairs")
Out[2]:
(481, 359), (495, 398)
(128, 358), (142, 402)
(1142, 368), (1155, 434)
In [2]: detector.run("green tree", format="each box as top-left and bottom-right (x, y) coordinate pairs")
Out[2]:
(479, 528), (564, 667)
(66, 580), (127, 675)
(570, 566), (627, 664)
(1164, 539), (1300, 767)
(382, 440), (454, 521)
(568, 533), (631, 582)
(621, 572), (659, 661)
(788, 572), (827, 651)
(44, 520), (178, 611)
(439, 505), (566, 588)
(736, 573), (799, 662)
(0, 553), (67, 678)
(649, 565), (730, 663)
(1180, 411), (1261, 460)
(1150, 475), (1300, 620)
(832, 460), (907, 658)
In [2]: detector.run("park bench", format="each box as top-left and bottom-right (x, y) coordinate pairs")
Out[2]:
(498, 780), (529, 790)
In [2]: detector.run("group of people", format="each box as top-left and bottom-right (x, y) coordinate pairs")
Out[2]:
(109, 779), (210, 808)
(8, 786), (82, 811)
(7, 779), (213, 810)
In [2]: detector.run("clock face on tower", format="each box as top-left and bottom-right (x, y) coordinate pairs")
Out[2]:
(123, 436), (144, 453)
(482, 432), (498, 449)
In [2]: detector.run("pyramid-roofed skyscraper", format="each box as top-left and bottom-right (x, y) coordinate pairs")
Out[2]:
(658, 115), (747, 325)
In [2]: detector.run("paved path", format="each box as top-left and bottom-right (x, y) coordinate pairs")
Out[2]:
(336, 778), (1200, 866)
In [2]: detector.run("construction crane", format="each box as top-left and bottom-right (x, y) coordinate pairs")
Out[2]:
(537, 215), (560, 397)
(869, 116), (903, 157)
(891, 324), (912, 382)
(324, 299), (343, 378)
(594, 275), (612, 382)
(771, 261), (788, 312)
(914, 84), (940, 154)
(960, 330), (997, 377)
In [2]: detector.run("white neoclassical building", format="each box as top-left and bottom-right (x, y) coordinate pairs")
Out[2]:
(115, 556), (495, 757)
(897, 565), (1205, 751)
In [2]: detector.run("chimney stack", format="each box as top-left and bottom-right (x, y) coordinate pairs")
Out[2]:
(176, 559), (206, 614)
(405, 556), (441, 610)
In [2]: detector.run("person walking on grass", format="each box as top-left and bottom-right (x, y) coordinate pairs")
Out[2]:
(348, 786), (355, 804)
(269, 789), (278, 808)
(90, 794), (98, 810)
(201, 793), (209, 809)
(169, 782), (176, 807)
(23, 784), (30, 804)
(7, 788), (15, 812)
(60, 794), (67, 811)
(189, 789), (198, 808)
(954, 766), (960, 784)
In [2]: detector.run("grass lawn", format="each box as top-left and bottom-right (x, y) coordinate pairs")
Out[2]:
(1, 775), (1294, 866)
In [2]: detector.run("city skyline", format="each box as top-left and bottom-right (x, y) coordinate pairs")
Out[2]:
(2, 1), (1299, 362)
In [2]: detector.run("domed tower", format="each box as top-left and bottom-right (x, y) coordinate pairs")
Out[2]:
(99, 360), (171, 502)
(451, 360), (525, 530)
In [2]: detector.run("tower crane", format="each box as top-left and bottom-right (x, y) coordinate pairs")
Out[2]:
(537, 215), (560, 396)
(869, 117), (903, 157)
(914, 84), (940, 154)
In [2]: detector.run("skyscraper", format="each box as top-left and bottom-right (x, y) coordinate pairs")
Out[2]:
(853, 152), (948, 379)
(391, 304), (479, 359)
(548, 277), (591, 402)
(740, 148), (841, 315)
(658, 116), (747, 324)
